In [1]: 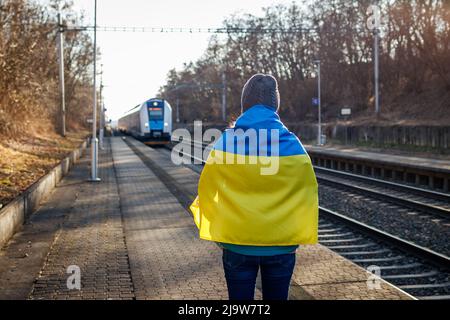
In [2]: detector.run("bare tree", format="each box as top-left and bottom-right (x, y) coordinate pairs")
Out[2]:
(0, 0), (95, 137)
(159, 0), (450, 125)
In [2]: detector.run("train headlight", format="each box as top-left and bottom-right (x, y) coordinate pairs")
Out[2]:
(153, 101), (159, 107)
(164, 122), (168, 126)
(144, 123), (149, 127)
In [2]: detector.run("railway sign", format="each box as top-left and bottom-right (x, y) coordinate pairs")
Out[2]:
(341, 108), (352, 116)
(312, 97), (319, 106)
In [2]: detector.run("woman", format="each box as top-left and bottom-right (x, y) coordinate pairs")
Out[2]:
(190, 74), (318, 300)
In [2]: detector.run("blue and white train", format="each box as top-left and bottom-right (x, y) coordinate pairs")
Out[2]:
(118, 98), (172, 145)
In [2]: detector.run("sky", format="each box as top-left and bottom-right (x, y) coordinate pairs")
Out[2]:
(68, 0), (296, 121)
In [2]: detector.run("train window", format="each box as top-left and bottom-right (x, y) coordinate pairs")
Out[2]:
(149, 108), (163, 119)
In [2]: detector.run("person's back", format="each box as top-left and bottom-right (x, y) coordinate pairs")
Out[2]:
(190, 74), (318, 300)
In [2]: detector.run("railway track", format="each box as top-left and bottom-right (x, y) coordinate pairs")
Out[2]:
(174, 137), (450, 219)
(315, 167), (450, 220)
(162, 137), (450, 299)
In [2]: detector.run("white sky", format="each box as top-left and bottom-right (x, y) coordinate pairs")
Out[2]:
(69, 0), (296, 120)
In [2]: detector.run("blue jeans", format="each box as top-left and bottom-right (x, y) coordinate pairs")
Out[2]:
(222, 249), (296, 300)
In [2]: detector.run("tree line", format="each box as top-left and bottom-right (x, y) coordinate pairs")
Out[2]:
(159, 0), (450, 125)
(0, 0), (95, 137)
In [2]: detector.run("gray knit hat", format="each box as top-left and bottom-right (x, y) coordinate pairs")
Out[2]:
(241, 74), (280, 112)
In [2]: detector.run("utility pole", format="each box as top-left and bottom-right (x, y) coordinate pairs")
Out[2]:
(221, 71), (227, 122)
(99, 64), (104, 150)
(374, 26), (380, 115)
(369, 0), (381, 116)
(90, 0), (100, 181)
(314, 60), (322, 145)
(175, 87), (180, 123)
(57, 13), (66, 137)
(176, 95), (180, 123)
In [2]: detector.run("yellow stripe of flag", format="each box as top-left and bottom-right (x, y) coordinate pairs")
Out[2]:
(190, 149), (318, 245)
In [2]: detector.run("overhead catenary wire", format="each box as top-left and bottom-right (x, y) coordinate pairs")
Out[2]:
(62, 25), (369, 35)
(66, 25), (317, 33)
(7, 22), (371, 36)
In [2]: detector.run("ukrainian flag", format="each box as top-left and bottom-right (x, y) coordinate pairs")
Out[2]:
(190, 105), (318, 246)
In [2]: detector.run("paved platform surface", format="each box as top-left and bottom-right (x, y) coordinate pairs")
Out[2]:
(126, 137), (414, 300)
(305, 145), (450, 174)
(0, 137), (413, 300)
(112, 137), (230, 299)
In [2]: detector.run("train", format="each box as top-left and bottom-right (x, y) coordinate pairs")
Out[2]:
(118, 98), (172, 145)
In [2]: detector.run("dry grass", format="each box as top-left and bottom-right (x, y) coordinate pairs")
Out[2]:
(0, 130), (89, 209)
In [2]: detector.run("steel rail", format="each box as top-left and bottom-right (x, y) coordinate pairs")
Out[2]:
(168, 137), (450, 270)
(171, 137), (450, 219)
(316, 174), (450, 219)
(313, 166), (450, 202)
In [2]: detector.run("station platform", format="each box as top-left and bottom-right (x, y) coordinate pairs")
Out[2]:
(0, 137), (413, 300)
(304, 144), (450, 191)
(305, 145), (450, 173)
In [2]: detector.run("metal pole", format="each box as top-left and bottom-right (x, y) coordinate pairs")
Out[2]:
(57, 13), (66, 137)
(176, 98), (180, 123)
(374, 27), (380, 115)
(90, 0), (100, 181)
(99, 64), (104, 150)
(222, 71), (227, 122)
(317, 60), (322, 145)
(101, 101), (106, 145)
